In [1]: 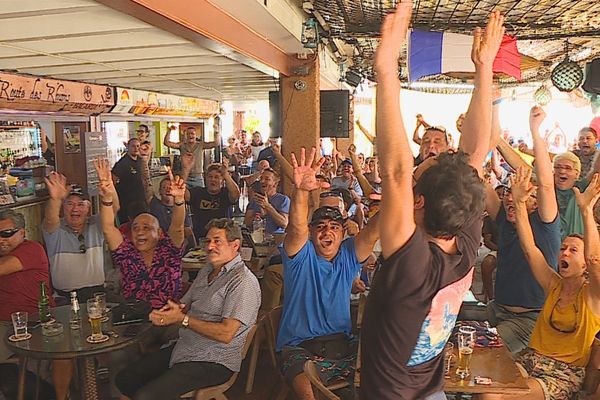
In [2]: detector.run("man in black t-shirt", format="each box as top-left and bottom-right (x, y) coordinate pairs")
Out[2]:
(186, 162), (240, 239)
(112, 138), (147, 223)
(360, 4), (504, 399)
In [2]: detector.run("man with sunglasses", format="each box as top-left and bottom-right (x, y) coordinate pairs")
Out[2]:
(276, 147), (380, 400)
(43, 174), (112, 304)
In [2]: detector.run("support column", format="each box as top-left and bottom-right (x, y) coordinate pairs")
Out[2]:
(280, 56), (320, 196)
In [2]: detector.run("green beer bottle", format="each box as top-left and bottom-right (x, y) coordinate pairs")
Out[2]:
(38, 281), (51, 324)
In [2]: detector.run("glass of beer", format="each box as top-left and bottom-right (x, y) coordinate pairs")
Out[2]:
(93, 292), (108, 322)
(456, 326), (476, 379)
(87, 299), (103, 341)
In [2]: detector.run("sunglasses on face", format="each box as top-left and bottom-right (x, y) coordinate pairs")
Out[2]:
(0, 228), (20, 238)
(78, 234), (86, 254)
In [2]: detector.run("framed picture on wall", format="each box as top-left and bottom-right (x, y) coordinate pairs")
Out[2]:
(63, 126), (81, 153)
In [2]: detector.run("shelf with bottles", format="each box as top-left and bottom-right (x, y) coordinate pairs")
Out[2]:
(0, 122), (42, 168)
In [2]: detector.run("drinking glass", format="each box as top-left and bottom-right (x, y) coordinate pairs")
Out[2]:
(93, 292), (108, 322)
(87, 299), (103, 341)
(456, 326), (476, 379)
(11, 312), (28, 339)
(443, 341), (454, 375)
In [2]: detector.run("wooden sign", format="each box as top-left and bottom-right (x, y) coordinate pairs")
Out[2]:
(0, 72), (115, 114)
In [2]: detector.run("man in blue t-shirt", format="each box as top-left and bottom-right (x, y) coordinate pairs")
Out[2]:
(487, 106), (561, 356)
(244, 168), (290, 234)
(277, 147), (379, 400)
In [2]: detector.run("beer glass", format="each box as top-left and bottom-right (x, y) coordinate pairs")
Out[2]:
(93, 292), (108, 322)
(87, 299), (103, 341)
(11, 312), (28, 339)
(456, 326), (476, 379)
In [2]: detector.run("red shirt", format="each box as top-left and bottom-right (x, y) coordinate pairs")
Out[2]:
(0, 240), (54, 321)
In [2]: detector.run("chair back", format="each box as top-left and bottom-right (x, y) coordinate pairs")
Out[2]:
(241, 324), (258, 359)
(303, 361), (341, 400)
(266, 305), (283, 347)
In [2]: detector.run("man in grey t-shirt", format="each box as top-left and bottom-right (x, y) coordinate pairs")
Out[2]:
(115, 218), (260, 399)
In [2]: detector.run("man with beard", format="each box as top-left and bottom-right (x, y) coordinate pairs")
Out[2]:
(43, 173), (116, 303)
(574, 127), (598, 179)
(276, 147), (380, 400)
(486, 106), (561, 356)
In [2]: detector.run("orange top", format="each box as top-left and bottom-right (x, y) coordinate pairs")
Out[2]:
(529, 279), (600, 367)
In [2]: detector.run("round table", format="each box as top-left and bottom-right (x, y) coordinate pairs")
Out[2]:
(5, 305), (152, 400)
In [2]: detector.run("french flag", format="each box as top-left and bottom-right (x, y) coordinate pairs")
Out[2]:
(408, 30), (522, 82)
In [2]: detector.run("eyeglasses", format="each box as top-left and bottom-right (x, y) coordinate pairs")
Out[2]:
(78, 234), (86, 254)
(549, 299), (578, 334)
(0, 228), (20, 238)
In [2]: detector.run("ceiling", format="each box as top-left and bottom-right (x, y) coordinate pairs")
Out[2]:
(310, 0), (600, 84)
(0, 0), (303, 102)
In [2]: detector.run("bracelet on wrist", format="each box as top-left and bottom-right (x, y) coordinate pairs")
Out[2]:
(101, 200), (114, 207)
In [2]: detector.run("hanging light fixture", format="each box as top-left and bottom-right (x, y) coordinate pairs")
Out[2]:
(534, 85), (552, 106)
(551, 41), (584, 92)
(301, 18), (319, 49)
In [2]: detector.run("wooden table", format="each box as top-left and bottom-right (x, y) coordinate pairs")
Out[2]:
(5, 305), (152, 400)
(444, 346), (529, 395)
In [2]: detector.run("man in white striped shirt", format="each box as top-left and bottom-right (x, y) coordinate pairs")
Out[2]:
(115, 218), (260, 400)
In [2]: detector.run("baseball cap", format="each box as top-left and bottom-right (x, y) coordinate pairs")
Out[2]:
(341, 158), (353, 166)
(67, 186), (90, 201)
(309, 206), (345, 226)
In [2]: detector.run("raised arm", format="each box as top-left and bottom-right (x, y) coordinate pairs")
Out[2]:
(219, 160), (241, 203)
(354, 212), (380, 261)
(512, 166), (560, 293)
(94, 159), (124, 251)
(349, 144), (376, 197)
(166, 171), (186, 248)
(163, 125), (180, 149)
(374, 0), (416, 258)
(283, 148), (324, 257)
(43, 173), (69, 233)
(356, 119), (376, 145)
(272, 143), (293, 181)
(573, 173), (600, 313)
(530, 106), (558, 223)
(459, 12), (505, 177)
(496, 137), (531, 172)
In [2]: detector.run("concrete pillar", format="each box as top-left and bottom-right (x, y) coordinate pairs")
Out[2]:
(280, 56), (320, 196)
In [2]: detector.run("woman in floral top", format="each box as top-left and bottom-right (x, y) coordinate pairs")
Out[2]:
(94, 159), (186, 308)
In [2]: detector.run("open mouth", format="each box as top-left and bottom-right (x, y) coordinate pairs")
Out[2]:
(558, 176), (568, 183)
(560, 260), (569, 269)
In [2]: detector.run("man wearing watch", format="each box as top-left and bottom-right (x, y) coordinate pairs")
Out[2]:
(115, 218), (260, 399)
(94, 159), (185, 309)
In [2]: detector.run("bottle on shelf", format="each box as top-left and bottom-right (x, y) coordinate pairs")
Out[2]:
(38, 281), (52, 324)
(69, 291), (81, 330)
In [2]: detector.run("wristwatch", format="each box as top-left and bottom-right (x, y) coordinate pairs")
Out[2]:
(181, 314), (190, 328)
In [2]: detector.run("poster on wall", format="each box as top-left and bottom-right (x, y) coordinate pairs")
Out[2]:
(63, 126), (81, 153)
(84, 131), (107, 196)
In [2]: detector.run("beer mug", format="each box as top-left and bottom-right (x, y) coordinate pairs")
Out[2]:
(87, 299), (104, 341)
(456, 326), (476, 379)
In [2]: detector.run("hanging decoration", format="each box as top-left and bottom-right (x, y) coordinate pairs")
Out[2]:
(534, 85), (552, 106)
(551, 41), (584, 92)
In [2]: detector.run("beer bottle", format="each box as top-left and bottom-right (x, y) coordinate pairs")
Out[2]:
(69, 291), (81, 330)
(38, 281), (51, 324)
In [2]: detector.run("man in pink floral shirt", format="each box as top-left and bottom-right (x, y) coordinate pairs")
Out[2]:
(95, 159), (186, 309)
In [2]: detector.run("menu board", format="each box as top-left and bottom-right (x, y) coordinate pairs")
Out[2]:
(84, 131), (107, 196)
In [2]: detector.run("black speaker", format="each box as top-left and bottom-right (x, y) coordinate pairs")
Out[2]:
(320, 90), (350, 138)
(583, 58), (600, 95)
(268, 89), (350, 138)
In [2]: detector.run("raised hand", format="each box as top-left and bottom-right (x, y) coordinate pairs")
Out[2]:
(529, 106), (546, 134)
(181, 152), (194, 171)
(44, 172), (69, 201)
(219, 158), (230, 175)
(374, 0), (413, 76)
(574, 173), (600, 211)
(348, 144), (357, 156)
(290, 147), (325, 192)
(272, 143), (281, 155)
(168, 169), (186, 201)
(471, 11), (505, 67)
(93, 158), (115, 199)
(510, 166), (536, 204)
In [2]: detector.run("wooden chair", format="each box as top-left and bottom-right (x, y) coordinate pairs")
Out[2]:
(303, 361), (340, 400)
(244, 310), (277, 393)
(180, 324), (258, 400)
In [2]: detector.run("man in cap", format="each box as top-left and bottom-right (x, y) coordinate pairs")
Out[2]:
(276, 148), (380, 399)
(331, 158), (363, 197)
(43, 174), (117, 303)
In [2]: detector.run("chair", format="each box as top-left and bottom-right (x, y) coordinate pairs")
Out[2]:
(244, 310), (276, 394)
(180, 324), (258, 400)
(303, 361), (341, 400)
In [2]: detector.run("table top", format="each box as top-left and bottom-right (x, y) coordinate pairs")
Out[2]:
(4, 305), (152, 360)
(444, 346), (529, 395)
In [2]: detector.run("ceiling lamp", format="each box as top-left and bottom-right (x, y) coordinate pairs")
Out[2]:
(301, 18), (319, 49)
(534, 85), (552, 106)
(551, 42), (584, 92)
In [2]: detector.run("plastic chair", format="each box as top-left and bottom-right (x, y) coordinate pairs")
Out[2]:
(244, 310), (276, 394)
(303, 361), (341, 400)
(180, 324), (258, 400)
